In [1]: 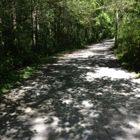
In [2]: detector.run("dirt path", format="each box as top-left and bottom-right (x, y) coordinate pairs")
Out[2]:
(0, 40), (140, 140)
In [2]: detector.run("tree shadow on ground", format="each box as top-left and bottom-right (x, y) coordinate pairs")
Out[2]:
(0, 40), (140, 140)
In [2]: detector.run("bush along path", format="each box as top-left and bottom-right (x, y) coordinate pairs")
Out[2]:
(0, 40), (140, 140)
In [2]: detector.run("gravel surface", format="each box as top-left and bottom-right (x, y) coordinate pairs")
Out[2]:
(0, 39), (140, 140)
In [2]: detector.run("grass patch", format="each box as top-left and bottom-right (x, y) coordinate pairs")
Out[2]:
(0, 66), (36, 97)
(0, 56), (56, 97)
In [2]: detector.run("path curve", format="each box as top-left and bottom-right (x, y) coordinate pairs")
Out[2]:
(1, 40), (140, 140)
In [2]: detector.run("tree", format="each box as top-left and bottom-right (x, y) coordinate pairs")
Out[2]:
(115, 0), (118, 47)
(0, 0), (114, 76)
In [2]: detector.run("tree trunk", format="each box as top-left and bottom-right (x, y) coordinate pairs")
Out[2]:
(0, 0), (5, 58)
(35, 6), (39, 50)
(31, 0), (35, 49)
(115, 0), (118, 47)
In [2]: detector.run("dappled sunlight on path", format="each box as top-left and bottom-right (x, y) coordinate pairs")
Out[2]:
(1, 39), (140, 140)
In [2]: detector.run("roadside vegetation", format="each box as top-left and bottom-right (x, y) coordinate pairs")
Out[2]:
(113, 1), (140, 74)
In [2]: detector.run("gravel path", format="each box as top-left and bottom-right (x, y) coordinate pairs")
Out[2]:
(0, 40), (140, 140)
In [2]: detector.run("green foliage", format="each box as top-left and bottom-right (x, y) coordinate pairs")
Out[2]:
(114, 1), (140, 72)
(0, 0), (114, 95)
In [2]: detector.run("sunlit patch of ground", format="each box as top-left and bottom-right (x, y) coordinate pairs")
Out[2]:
(1, 39), (140, 140)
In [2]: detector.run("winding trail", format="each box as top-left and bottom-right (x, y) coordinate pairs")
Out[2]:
(0, 40), (140, 140)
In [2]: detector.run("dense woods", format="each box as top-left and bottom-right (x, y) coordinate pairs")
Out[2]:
(114, 0), (140, 71)
(0, 0), (139, 94)
(0, 0), (113, 75)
